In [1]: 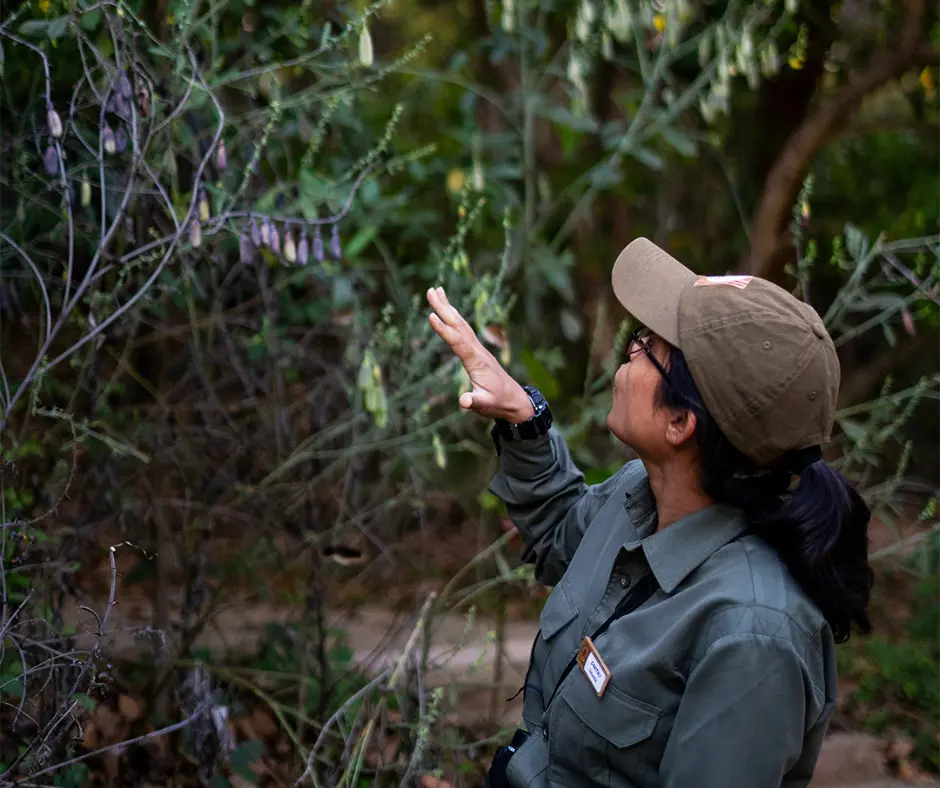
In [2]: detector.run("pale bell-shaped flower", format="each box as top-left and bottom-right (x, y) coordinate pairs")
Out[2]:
(358, 23), (374, 67)
(47, 106), (63, 139)
(698, 30), (711, 67)
(329, 224), (342, 259)
(102, 125), (116, 155)
(501, 0), (515, 32)
(283, 230), (297, 263)
(313, 227), (324, 262)
(44, 145), (59, 177)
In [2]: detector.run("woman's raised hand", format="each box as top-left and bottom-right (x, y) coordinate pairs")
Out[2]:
(426, 287), (534, 423)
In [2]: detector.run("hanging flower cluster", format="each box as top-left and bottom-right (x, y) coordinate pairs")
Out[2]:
(237, 216), (344, 267)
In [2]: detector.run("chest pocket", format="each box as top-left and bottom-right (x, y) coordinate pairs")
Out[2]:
(549, 677), (663, 787)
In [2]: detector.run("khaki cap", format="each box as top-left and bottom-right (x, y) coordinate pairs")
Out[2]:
(611, 238), (840, 467)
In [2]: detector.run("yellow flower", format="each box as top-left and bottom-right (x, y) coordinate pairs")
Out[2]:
(919, 67), (935, 99)
(652, 14), (665, 33)
(447, 168), (466, 195)
(39, 0), (51, 14)
(789, 56), (805, 70)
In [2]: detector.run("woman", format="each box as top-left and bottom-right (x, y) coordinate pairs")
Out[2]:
(426, 238), (873, 788)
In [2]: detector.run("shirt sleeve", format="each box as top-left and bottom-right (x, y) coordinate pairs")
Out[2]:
(487, 427), (635, 586)
(658, 633), (816, 788)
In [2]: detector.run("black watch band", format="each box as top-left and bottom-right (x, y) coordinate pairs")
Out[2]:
(491, 385), (553, 453)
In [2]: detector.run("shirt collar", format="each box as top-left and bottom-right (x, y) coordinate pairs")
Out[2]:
(621, 474), (747, 594)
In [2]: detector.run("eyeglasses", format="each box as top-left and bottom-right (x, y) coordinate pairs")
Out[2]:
(626, 328), (672, 383)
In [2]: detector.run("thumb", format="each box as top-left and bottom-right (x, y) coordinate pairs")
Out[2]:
(459, 391), (474, 409)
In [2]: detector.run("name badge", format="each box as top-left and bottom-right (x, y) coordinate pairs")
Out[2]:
(576, 636), (611, 697)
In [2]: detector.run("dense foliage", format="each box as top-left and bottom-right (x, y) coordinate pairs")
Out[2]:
(0, 0), (937, 784)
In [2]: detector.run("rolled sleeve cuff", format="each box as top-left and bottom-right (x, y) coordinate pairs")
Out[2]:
(491, 428), (558, 480)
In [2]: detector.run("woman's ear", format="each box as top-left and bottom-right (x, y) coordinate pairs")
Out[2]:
(665, 408), (697, 448)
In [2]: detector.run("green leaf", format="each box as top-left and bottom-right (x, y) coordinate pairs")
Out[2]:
(47, 16), (71, 40)
(628, 147), (665, 171)
(837, 417), (868, 445)
(0, 675), (24, 697)
(588, 162), (622, 189)
(329, 645), (354, 665)
(844, 223), (868, 261)
(882, 321), (898, 348)
(230, 740), (263, 784)
(73, 693), (97, 711)
(210, 778), (232, 788)
(520, 351), (559, 401)
(661, 129), (697, 158)
(18, 20), (50, 37)
(343, 224), (377, 258)
(80, 11), (102, 30)
(531, 101), (599, 133)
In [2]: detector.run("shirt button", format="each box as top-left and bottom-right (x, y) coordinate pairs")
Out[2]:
(542, 726), (549, 740)
(620, 575), (631, 588)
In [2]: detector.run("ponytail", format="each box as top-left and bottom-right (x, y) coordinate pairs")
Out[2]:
(659, 348), (874, 643)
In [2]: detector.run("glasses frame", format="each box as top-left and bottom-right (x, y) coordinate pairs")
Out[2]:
(626, 328), (672, 383)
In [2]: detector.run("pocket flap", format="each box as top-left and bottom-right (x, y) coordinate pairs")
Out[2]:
(539, 582), (577, 640)
(564, 682), (661, 749)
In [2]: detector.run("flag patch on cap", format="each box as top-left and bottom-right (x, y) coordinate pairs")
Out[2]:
(694, 275), (753, 289)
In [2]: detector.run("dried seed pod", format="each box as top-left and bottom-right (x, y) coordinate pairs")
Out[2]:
(283, 230), (297, 263)
(189, 220), (202, 249)
(198, 189), (210, 222)
(81, 176), (91, 207)
(47, 106), (63, 139)
(260, 218), (271, 247)
(215, 139), (227, 171)
(313, 227), (324, 262)
(102, 125), (116, 155)
(239, 227), (254, 265)
(270, 225), (281, 255)
(44, 145), (59, 176)
(298, 231), (309, 265)
(118, 71), (133, 101)
(114, 125), (128, 154)
(329, 224), (342, 260)
(136, 83), (150, 117)
(249, 219), (261, 247)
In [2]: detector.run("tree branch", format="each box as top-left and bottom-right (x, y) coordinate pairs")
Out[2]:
(748, 0), (930, 282)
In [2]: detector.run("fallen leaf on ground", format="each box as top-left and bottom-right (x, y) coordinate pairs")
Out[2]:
(118, 694), (143, 722)
(419, 776), (453, 788)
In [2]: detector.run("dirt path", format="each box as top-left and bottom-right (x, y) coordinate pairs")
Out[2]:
(62, 597), (936, 787)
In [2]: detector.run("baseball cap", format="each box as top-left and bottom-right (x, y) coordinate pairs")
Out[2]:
(611, 238), (840, 467)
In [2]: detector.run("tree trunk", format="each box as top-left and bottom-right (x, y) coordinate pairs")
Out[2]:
(748, 0), (932, 283)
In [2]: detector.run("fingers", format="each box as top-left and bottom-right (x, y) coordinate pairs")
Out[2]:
(428, 312), (462, 347)
(427, 286), (468, 331)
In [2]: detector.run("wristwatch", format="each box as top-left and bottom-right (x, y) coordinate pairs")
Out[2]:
(491, 385), (554, 454)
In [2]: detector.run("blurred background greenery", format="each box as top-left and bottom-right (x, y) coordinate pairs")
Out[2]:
(0, 0), (937, 785)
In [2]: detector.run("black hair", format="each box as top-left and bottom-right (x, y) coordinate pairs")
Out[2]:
(658, 346), (874, 643)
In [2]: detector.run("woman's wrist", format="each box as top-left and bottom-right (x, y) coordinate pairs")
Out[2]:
(505, 389), (536, 424)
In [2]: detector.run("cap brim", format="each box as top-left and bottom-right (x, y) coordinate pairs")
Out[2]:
(611, 238), (698, 347)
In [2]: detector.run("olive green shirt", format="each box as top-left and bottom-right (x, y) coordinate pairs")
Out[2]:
(488, 429), (837, 788)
